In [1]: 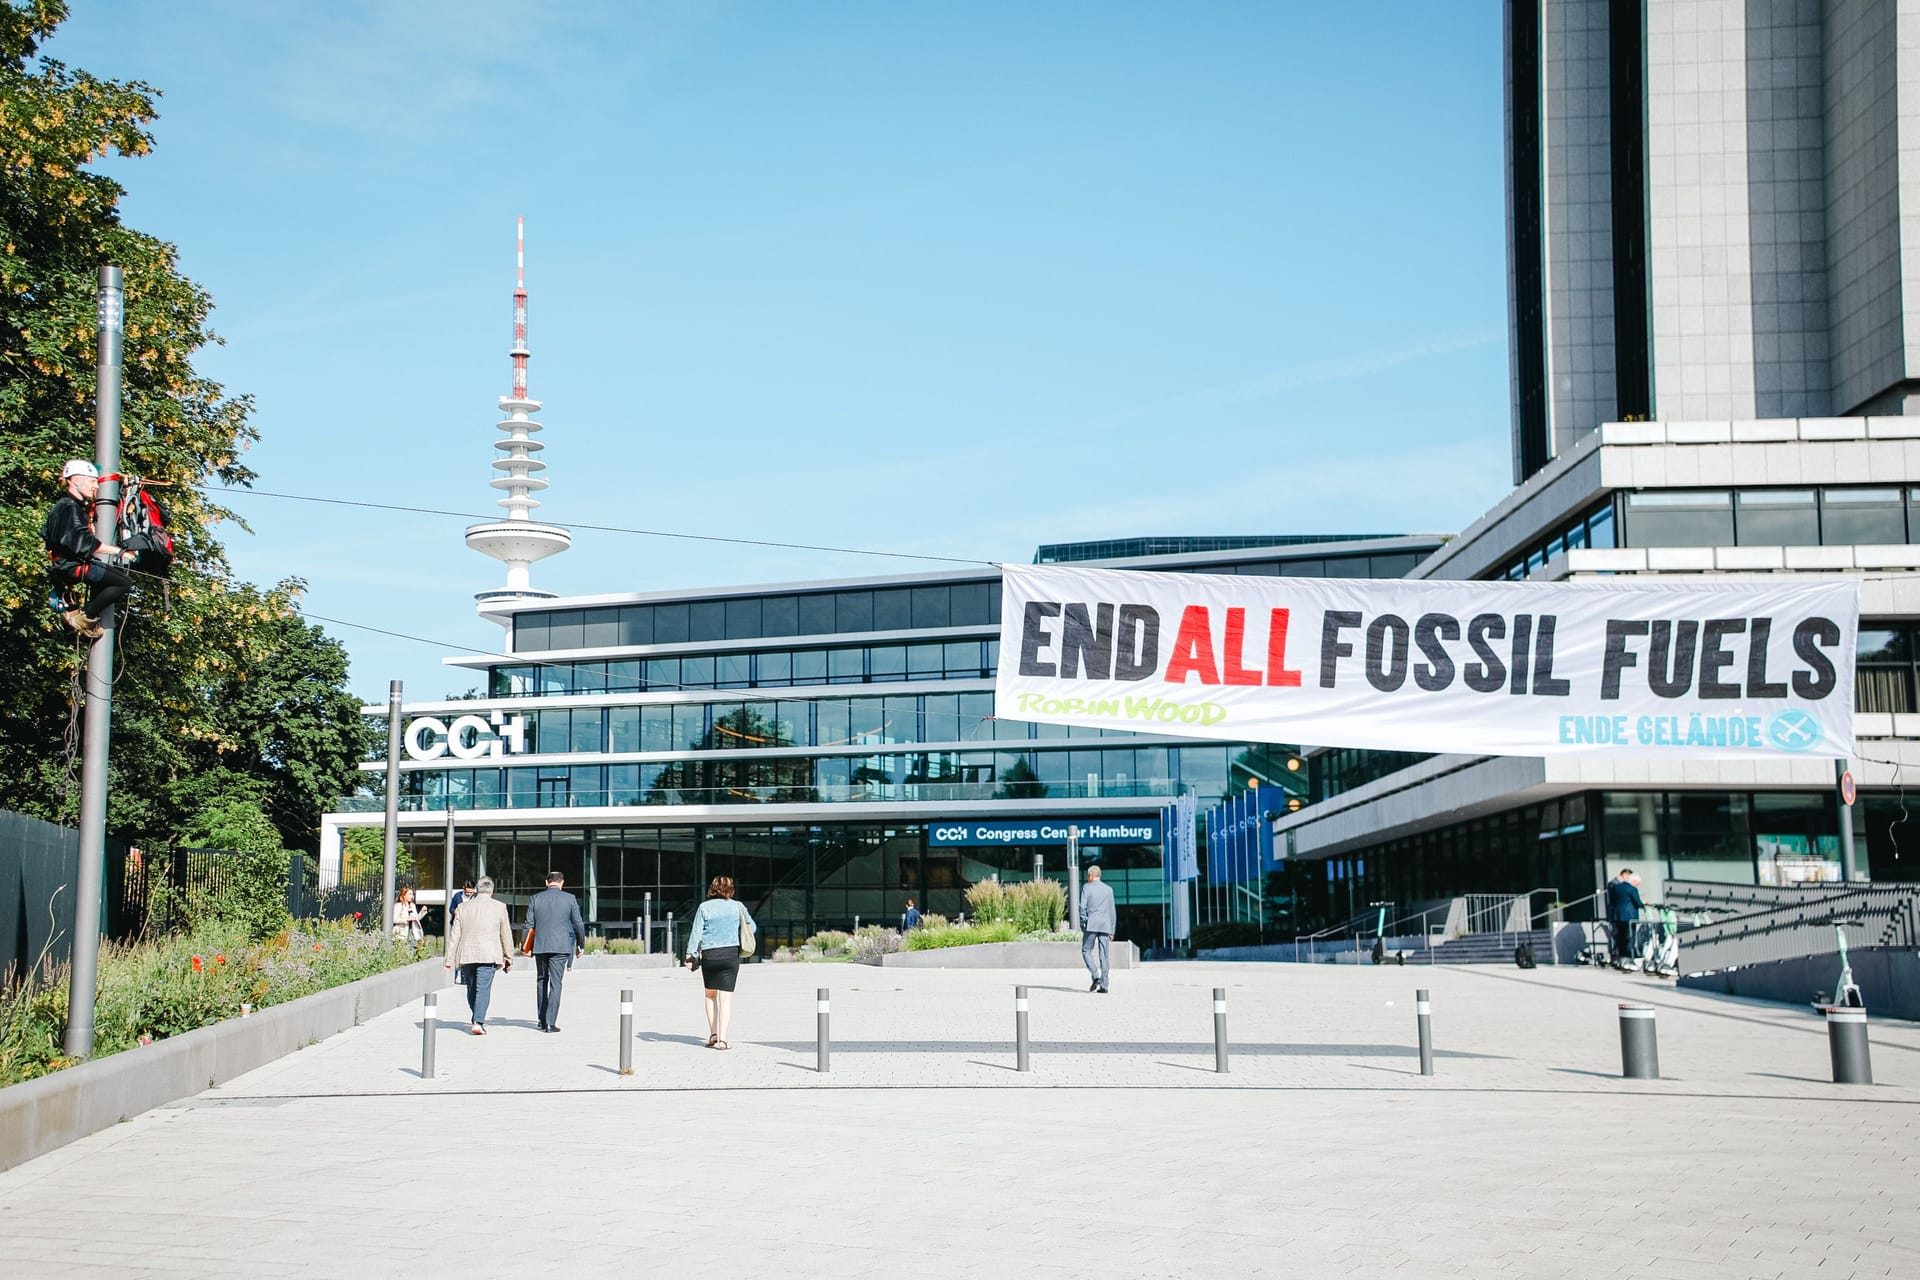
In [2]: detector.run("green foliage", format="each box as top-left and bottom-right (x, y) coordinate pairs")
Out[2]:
(901, 921), (1021, 950)
(0, 916), (433, 1086)
(340, 825), (411, 880)
(964, 878), (1006, 922)
(963, 879), (1066, 933)
(177, 796), (290, 940)
(0, 3), (368, 853)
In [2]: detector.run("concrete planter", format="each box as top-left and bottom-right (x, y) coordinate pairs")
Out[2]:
(882, 939), (1138, 970)
(0, 956), (448, 1174)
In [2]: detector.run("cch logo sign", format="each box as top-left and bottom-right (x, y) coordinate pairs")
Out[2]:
(403, 711), (528, 761)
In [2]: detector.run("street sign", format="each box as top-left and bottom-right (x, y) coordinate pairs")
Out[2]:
(1839, 771), (1856, 806)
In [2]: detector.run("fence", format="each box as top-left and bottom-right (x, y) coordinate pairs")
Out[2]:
(1676, 882), (1920, 976)
(2, 808), (334, 981)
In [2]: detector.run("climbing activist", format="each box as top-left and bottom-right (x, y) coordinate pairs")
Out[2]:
(42, 460), (137, 640)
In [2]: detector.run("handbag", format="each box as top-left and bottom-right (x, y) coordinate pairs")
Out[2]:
(737, 905), (757, 958)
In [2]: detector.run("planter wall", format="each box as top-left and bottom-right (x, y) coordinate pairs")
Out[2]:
(0, 956), (448, 1173)
(883, 940), (1139, 969)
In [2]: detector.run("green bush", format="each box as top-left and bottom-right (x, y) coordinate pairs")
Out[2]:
(902, 921), (1021, 951)
(804, 930), (854, 954)
(1004, 880), (1066, 933)
(0, 918), (433, 1086)
(964, 879), (1008, 924)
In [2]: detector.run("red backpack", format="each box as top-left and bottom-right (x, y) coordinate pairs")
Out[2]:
(117, 480), (175, 577)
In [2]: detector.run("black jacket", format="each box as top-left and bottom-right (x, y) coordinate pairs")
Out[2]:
(42, 493), (102, 580)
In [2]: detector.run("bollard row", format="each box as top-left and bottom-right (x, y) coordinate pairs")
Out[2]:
(414, 983), (1873, 1090)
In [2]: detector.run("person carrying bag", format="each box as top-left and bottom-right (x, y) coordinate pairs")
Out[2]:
(684, 876), (756, 1050)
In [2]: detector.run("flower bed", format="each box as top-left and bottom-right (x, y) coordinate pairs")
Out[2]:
(0, 918), (437, 1087)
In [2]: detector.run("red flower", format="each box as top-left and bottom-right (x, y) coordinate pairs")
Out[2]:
(313, 944), (322, 952)
(353, 912), (363, 921)
(190, 956), (203, 972)
(214, 954), (226, 964)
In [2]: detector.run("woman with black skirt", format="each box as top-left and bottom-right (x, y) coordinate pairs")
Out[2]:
(684, 875), (755, 1050)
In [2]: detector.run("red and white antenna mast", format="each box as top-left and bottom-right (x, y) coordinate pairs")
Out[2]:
(511, 215), (530, 401)
(465, 215), (572, 619)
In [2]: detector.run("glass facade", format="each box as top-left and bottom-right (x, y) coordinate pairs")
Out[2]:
(393, 820), (1173, 948)
(1034, 535), (1404, 563)
(1621, 486), (1920, 549)
(1284, 788), (1845, 935)
(513, 580), (1001, 652)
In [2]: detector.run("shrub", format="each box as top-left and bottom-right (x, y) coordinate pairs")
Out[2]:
(852, 925), (902, 963)
(1004, 880), (1066, 934)
(804, 930), (854, 955)
(902, 921), (1020, 951)
(964, 879), (1008, 924)
(919, 913), (950, 930)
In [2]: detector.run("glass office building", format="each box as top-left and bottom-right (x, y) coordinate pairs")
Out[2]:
(322, 536), (1441, 948)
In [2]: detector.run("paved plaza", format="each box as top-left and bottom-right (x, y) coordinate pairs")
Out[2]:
(2, 960), (1917, 1277)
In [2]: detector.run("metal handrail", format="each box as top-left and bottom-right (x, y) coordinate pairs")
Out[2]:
(1531, 888), (1598, 928)
(1292, 909), (1379, 964)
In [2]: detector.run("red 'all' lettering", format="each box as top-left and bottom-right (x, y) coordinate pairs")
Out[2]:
(1164, 606), (1220, 685)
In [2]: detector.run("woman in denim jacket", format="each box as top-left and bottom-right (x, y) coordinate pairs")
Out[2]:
(684, 875), (755, 1050)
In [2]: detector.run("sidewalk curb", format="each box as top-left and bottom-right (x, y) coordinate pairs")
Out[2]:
(0, 956), (449, 1173)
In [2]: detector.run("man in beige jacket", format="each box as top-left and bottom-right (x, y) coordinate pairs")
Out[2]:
(445, 877), (515, 1034)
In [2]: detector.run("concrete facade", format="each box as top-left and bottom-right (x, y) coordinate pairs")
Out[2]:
(1512, 0), (1920, 486)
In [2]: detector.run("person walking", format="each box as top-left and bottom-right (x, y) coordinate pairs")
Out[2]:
(1605, 868), (1646, 967)
(900, 897), (922, 931)
(444, 876), (513, 1034)
(449, 881), (474, 923)
(392, 886), (423, 944)
(524, 870), (586, 1033)
(42, 459), (137, 641)
(683, 875), (755, 1051)
(1079, 864), (1116, 994)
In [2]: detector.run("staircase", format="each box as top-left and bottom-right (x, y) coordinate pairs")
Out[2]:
(1407, 927), (1557, 966)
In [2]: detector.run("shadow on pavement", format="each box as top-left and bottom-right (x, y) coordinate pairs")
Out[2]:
(755, 1040), (1505, 1058)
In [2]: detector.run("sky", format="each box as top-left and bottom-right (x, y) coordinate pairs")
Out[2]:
(46, 1), (1514, 702)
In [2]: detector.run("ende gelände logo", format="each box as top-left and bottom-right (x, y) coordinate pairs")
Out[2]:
(403, 711), (528, 761)
(1765, 708), (1823, 753)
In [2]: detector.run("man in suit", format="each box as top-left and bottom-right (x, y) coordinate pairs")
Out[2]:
(525, 870), (587, 1032)
(1079, 864), (1117, 994)
(444, 877), (514, 1035)
(1605, 868), (1645, 966)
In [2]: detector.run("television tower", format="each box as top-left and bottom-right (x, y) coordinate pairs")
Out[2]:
(466, 216), (571, 618)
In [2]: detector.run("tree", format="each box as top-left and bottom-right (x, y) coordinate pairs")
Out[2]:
(0, 3), (361, 852)
(179, 794), (290, 942)
(198, 615), (371, 852)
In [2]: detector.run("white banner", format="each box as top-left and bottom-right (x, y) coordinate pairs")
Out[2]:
(997, 563), (1858, 759)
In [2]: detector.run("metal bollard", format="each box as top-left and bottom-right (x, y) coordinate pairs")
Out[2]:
(1015, 985), (1030, 1072)
(1416, 988), (1434, 1077)
(421, 992), (437, 1079)
(618, 988), (634, 1076)
(1213, 987), (1228, 1073)
(1826, 1005), (1872, 1084)
(1618, 1003), (1658, 1079)
(817, 988), (830, 1072)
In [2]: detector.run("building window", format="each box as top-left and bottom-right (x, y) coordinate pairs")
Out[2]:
(1858, 625), (1916, 714)
(1623, 491), (1734, 546)
(1820, 488), (1906, 545)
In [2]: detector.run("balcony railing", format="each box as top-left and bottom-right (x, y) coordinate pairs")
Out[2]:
(333, 776), (1186, 814)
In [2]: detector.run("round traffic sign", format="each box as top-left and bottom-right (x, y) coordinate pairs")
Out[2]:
(1840, 771), (1857, 806)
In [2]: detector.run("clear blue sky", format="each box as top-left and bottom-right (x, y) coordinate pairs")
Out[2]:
(50, 1), (1512, 701)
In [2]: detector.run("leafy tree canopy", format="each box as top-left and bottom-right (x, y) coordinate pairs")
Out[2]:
(0, 2), (369, 850)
